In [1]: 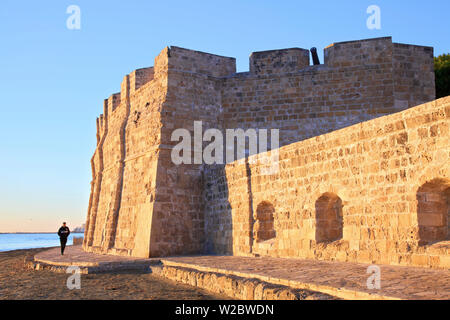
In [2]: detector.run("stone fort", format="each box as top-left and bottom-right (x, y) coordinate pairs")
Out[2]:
(83, 37), (450, 269)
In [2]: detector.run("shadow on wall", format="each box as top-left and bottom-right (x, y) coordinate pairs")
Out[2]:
(203, 164), (233, 255)
(417, 178), (450, 245)
(204, 157), (279, 256)
(315, 193), (343, 243)
(246, 156), (276, 255)
(253, 201), (276, 243)
(250, 200), (276, 257)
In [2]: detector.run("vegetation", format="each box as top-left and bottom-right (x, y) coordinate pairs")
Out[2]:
(435, 54), (450, 98)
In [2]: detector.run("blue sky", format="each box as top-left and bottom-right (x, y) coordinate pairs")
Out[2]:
(0, 0), (449, 232)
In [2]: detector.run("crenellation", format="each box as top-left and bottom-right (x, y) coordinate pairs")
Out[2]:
(103, 99), (108, 118)
(96, 117), (100, 145)
(154, 47), (170, 77)
(324, 37), (394, 68)
(120, 75), (130, 101)
(167, 46), (236, 78)
(107, 92), (121, 113)
(249, 48), (310, 75)
(392, 42), (435, 110)
(99, 114), (104, 132)
(130, 67), (154, 93)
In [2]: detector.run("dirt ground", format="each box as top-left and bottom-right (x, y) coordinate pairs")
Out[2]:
(0, 248), (229, 300)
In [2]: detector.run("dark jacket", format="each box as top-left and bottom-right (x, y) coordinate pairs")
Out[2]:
(58, 226), (70, 239)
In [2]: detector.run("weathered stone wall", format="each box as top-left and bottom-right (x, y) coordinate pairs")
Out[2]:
(149, 47), (236, 256)
(84, 51), (168, 257)
(214, 97), (449, 268)
(204, 37), (437, 259)
(84, 46), (237, 257)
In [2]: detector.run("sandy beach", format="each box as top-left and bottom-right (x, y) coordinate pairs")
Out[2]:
(0, 248), (228, 300)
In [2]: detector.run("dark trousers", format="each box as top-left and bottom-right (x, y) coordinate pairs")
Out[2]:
(60, 238), (67, 255)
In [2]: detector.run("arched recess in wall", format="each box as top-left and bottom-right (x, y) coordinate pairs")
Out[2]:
(416, 178), (450, 244)
(315, 193), (343, 243)
(253, 201), (276, 242)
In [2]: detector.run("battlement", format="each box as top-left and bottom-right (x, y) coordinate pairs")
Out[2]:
(249, 48), (310, 75)
(167, 46), (236, 77)
(131, 67), (154, 91)
(107, 93), (121, 113)
(102, 36), (435, 105)
(95, 36), (436, 153)
(118, 67), (156, 101)
(324, 36), (433, 69)
(324, 36), (393, 67)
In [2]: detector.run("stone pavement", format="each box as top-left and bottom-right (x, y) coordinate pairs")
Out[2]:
(160, 256), (450, 300)
(32, 246), (450, 299)
(32, 245), (159, 273)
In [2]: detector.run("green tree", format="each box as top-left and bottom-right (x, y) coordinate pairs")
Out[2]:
(435, 54), (450, 98)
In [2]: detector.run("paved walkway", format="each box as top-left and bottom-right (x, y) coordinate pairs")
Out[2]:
(33, 246), (450, 299)
(161, 256), (450, 300)
(33, 245), (159, 273)
(35, 245), (157, 266)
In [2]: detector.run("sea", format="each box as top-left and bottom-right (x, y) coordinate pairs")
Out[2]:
(0, 233), (84, 252)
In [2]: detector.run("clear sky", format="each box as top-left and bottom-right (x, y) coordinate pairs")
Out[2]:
(0, 0), (449, 232)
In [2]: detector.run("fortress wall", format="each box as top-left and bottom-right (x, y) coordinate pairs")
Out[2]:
(112, 79), (165, 256)
(220, 63), (394, 148)
(84, 38), (442, 264)
(84, 51), (169, 256)
(219, 97), (449, 268)
(202, 37), (436, 259)
(89, 91), (128, 249)
(83, 99), (109, 250)
(203, 164), (233, 254)
(148, 47), (234, 256)
(114, 51), (169, 257)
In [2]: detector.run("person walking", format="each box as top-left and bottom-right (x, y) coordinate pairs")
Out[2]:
(57, 222), (70, 255)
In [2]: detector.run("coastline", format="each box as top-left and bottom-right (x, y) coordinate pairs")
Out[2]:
(0, 233), (85, 252)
